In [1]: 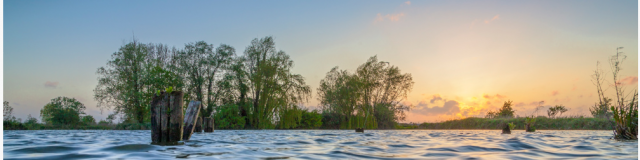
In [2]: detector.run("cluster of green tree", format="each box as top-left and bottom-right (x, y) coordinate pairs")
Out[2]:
(6, 36), (413, 130)
(93, 36), (405, 130)
(3, 100), (113, 130)
(484, 100), (568, 119)
(317, 56), (414, 129)
(420, 116), (613, 130)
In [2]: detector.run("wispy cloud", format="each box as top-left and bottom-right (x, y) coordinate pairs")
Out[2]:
(44, 81), (59, 88)
(617, 76), (638, 85)
(551, 91), (559, 96)
(405, 1), (411, 5)
(470, 14), (501, 29)
(413, 100), (460, 116)
(374, 13), (406, 23)
(430, 94), (443, 103)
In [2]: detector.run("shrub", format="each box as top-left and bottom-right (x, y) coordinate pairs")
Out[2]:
(214, 104), (245, 129)
(300, 109), (323, 129)
(611, 92), (638, 140)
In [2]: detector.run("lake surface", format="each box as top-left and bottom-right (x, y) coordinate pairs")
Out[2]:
(3, 130), (637, 159)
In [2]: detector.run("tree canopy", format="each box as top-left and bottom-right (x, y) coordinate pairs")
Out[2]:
(40, 97), (86, 125)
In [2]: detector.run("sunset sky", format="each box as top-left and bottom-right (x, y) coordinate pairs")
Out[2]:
(4, 0), (638, 123)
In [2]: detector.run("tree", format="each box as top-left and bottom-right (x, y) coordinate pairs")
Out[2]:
(40, 97), (86, 125)
(317, 56), (414, 129)
(4, 101), (17, 122)
(547, 105), (568, 118)
(355, 56), (413, 129)
(94, 40), (149, 123)
(81, 115), (96, 125)
(242, 36), (311, 129)
(497, 100), (515, 118)
(485, 110), (498, 119)
(95, 40), (184, 124)
(24, 114), (38, 124)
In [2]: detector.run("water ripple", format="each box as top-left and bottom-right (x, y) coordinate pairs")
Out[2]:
(3, 130), (637, 159)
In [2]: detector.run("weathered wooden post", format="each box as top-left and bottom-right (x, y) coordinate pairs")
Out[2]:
(151, 91), (184, 145)
(195, 117), (203, 133)
(183, 101), (201, 141)
(204, 117), (214, 132)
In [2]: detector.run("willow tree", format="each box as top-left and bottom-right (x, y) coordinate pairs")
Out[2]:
(355, 56), (413, 129)
(242, 36), (311, 129)
(318, 56), (413, 129)
(317, 67), (362, 129)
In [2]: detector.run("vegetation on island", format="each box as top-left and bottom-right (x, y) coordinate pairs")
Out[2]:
(4, 36), (413, 130)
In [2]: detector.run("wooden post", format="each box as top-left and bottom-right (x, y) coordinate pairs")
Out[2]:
(169, 92), (184, 142)
(195, 117), (203, 133)
(204, 117), (214, 132)
(151, 91), (184, 145)
(182, 101), (201, 141)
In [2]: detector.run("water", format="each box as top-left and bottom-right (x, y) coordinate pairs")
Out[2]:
(3, 130), (637, 159)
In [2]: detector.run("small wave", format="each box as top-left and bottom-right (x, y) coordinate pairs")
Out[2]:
(11, 145), (82, 153)
(101, 144), (159, 152)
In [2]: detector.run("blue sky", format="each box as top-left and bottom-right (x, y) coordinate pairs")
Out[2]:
(4, 0), (638, 122)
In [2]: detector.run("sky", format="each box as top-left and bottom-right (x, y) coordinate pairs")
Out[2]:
(3, 0), (638, 123)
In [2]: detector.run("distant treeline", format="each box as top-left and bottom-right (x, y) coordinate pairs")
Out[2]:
(418, 117), (613, 130)
(4, 36), (414, 130)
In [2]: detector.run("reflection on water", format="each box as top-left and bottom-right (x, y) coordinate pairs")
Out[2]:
(3, 130), (637, 159)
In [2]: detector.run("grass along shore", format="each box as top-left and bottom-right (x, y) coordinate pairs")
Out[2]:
(416, 117), (613, 130)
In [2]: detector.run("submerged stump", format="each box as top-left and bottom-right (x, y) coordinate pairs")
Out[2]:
(502, 123), (511, 134)
(150, 91), (184, 145)
(525, 124), (535, 132)
(204, 117), (214, 132)
(355, 128), (364, 133)
(183, 101), (201, 141)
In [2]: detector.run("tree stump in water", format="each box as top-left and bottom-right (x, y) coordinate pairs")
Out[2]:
(182, 101), (201, 141)
(525, 124), (535, 132)
(355, 128), (364, 133)
(204, 117), (214, 132)
(502, 123), (511, 134)
(195, 117), (203, 133)
(150, 91), (184, 145)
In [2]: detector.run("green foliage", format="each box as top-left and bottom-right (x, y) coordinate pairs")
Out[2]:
(485, 110), (498, 119)
(300, 109), (323, 129)
(507, 122), (515, 130)
(317, 56), (413, 129)
(240, 36), (311, 129)
(81, 115), (96, 125)
(524, 116), (536, 132)
(590, 97), (613, 118)
(3, 101), (23, 130)
(498, 100), (515, 118)
(547, 105), (568, 118)
(40, 97), (86, 125)
(611, 92), (638, 140)
(214, 104), (246, 129)
(420, 116), (613, 130)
